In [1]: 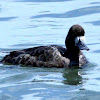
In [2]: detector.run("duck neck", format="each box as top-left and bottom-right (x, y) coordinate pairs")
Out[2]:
(65, 36), (80, 67)
(67, 47), (80, 67)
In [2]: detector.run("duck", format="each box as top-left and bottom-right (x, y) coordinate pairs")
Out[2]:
(1, 24), (89, 68)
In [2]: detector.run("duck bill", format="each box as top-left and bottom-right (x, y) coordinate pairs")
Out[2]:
(77, 41), (89, 51)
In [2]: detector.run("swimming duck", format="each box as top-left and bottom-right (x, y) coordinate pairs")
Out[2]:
(1, 24), (89, 68)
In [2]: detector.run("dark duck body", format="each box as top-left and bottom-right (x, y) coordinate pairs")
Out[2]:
(1, 25), (89, 68)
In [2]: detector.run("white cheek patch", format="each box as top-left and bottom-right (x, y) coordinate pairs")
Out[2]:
(75, 36), (86, 44)
(80, 36), (86, 43)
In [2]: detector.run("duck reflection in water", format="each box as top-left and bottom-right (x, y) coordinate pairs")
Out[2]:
(63, 69), (83, 85)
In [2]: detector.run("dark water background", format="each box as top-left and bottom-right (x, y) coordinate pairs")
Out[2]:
(0, 0), (100, 100)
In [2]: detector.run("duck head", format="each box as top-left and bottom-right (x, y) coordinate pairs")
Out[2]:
(65, 24), (89, 51)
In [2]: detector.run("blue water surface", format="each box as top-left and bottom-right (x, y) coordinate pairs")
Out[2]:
(0, 0), (100, 100)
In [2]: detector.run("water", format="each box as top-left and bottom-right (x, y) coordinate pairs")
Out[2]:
(0, 0), (100, 100)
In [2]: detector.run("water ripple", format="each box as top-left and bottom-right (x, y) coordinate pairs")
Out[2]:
(31, 6), (100, 18)
(86, 20), (100, 26)
(87, 43), (100, 46)
(93, 50), (100, 53)
(90, 2), (100, 4)
(0, 17), (17, 21)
